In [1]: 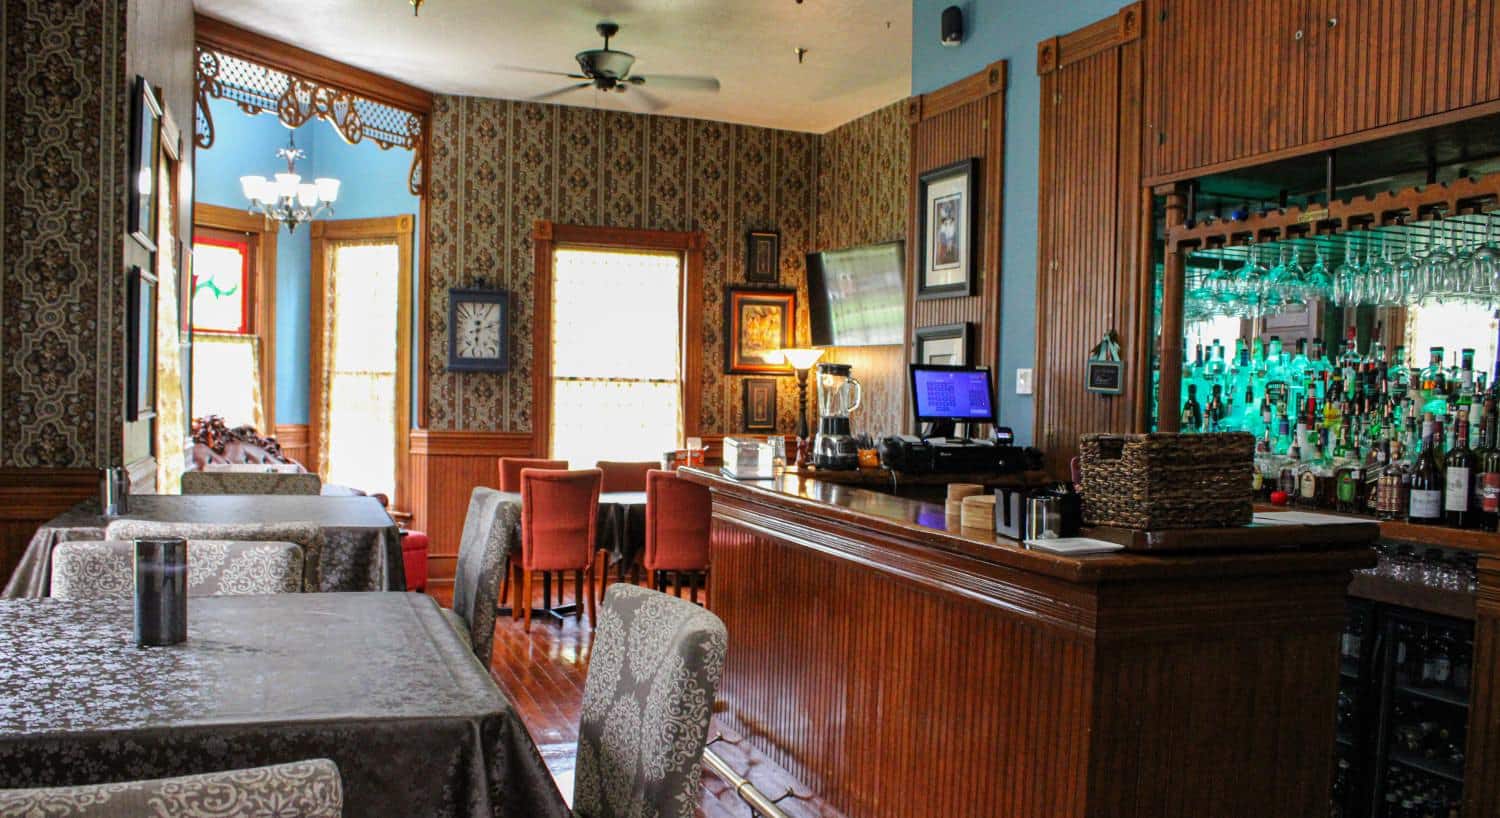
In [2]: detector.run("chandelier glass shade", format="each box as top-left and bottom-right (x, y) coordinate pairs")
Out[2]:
(238, 131), (339, 232)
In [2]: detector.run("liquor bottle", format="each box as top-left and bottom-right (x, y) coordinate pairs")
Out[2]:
(1377, 440), (1407, 521)
(1409, 418), (1445, 524)
(1458, 348), (1477, 410)
(1181, 384), (1203, 432)
(1481, 405), (1500, 532)
(1421, 346), (1449, 415)
(1204, 384), (1226, 432)
(1446, 412), (1475, 528)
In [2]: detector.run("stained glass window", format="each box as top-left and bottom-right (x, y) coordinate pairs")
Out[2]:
(192, 236), (250, 334)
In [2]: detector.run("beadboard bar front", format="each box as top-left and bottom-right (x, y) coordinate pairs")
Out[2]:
(681, 468), (1376, 818)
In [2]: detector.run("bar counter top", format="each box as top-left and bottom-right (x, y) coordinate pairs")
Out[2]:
(679, 466), (1378, 584)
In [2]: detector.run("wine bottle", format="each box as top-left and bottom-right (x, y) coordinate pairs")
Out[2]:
(1480, 404), (1500, 532)
(1409, 418), (1444, 524)
(1181, 384), (1202, 432)
(1445, 410), (1475, 528)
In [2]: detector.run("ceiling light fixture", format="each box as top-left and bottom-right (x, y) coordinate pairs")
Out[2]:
(238, 131), (340, 233)
(410, 0), (424, 15)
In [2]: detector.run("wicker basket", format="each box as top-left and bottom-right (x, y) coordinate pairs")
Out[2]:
(1079, 433), (1254, 530)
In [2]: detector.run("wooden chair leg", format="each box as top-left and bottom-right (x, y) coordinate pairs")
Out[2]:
(585, 559), (597, 629)
(690, 572), (699, 604)
(574, 570), (584, 621)
(523, 570), (534, 632)
(510, 563), (523, 621)
(499, 559), (510, 609)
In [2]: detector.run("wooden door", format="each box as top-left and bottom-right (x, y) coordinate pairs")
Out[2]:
(1035, 6), (1150, 478)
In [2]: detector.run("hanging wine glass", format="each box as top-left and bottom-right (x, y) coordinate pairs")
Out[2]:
(1282, 242), (1309, 304)
(1305, 241), (1333, 301)
(1421, 214), (1455, 303)
(1389, 227), (1418, 306)
(1332, 233), (1359, 307)
(1469, 211), (1500, 302)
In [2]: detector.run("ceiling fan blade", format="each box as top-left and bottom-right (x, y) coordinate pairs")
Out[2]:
(628, 87), (671, 112)
(532, 82), (592, 102)
(498, 64), (588, 80)
(634, 74), (720, 92)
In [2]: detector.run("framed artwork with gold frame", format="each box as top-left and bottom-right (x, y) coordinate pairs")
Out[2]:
(724, 287), (795, 374)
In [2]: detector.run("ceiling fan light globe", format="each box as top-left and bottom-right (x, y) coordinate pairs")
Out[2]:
(577, 48), (635, 80)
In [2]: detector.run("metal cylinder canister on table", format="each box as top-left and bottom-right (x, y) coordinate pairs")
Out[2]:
(100, 466), (129, 516)
(134, 538), (188, 647)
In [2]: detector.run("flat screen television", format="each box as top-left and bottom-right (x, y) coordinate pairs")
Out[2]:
(806, 241), (905, 347)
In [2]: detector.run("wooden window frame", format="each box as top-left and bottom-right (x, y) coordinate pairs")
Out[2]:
(531, 221), (705, 460)
(310, 215), (415, 514)
(192, 203), (278, 430)
(190, 233), (254, 335)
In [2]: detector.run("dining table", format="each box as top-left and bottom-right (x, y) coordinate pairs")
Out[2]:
(2, 495), (403, 598)
(0, 592), (569, 818)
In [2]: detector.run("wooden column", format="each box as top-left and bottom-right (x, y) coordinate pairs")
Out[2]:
(1466, 555), (1500, 815)
(1156, 185), (1188, 433)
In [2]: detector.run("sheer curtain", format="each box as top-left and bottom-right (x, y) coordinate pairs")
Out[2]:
(318, 241), (399, 497)
(551, 248), (682, 466)
(191, 335), (266, 430)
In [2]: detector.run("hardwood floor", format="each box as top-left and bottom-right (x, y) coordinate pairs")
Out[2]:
(431, 578), (840, 818)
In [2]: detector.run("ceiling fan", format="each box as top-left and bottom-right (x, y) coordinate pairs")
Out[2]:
(505, 22), (721, 111)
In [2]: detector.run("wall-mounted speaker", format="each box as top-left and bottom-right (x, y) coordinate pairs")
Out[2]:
(940, 5), (963, 47)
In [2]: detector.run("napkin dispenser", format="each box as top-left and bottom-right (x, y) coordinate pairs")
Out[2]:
(721, 437), (775, 480)
(994, 487), (1028, 540)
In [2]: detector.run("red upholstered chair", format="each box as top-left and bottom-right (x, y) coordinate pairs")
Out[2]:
(498, 457), (568, 492)
(401, 530), (430, 593)
(594, 460), (656, 493)
(643, 469), (712, 603)
(516, 468), (602, 631)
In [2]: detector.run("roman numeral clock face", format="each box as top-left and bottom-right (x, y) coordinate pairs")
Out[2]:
(455, 301), (501, 359)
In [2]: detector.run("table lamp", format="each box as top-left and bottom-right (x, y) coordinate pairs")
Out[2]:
(774, 348), (824, 465)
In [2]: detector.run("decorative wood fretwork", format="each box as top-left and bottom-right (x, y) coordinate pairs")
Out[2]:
(195, 47), (426, 194)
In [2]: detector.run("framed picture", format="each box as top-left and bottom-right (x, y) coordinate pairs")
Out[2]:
(127, 266), (158, 421)
(128, 76), (163, 253)
(725, 287), (795, 374)
(446, 287), (510, 372)
(914, 322), (971, 366)
(742, 378), (778, 432)
(745, 230), (780, 284)
(917, 158), (977, 300)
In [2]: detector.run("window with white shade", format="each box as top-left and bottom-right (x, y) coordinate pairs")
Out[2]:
(550, 248), (683, 467)
(321, 241), (400, 498)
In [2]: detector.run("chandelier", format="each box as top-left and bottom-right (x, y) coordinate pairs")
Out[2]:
(237, 131), (340, 232)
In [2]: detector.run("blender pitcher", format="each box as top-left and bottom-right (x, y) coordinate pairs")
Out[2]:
(813, 363), (862, 469)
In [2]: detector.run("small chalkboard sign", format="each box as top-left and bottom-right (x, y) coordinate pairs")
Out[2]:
(1087, 360), (1124, 394)
(1086, 332), (1124, 395)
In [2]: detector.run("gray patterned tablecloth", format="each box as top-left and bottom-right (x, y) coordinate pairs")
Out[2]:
(496, 491), (646, 567)
(0, 593), (569, 818)
(2, 495), (403, 598)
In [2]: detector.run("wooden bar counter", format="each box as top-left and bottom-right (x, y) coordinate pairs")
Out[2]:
(680, 467), (1379, 818)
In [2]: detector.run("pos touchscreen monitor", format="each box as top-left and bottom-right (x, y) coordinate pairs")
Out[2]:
(909, 364), (996, 437)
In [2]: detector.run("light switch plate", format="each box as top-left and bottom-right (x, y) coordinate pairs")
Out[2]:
(1015, 368), (1034, 395)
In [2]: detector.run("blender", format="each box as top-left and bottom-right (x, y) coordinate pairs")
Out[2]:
(812, 362), (862, 469)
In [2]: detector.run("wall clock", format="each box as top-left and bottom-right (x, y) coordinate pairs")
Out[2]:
(446, 287), (509, 372)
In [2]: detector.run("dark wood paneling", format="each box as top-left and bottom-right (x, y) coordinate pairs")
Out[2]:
(1144, 0), (1500, 183)
(1467, 556), (1500, 816)
(0, 469), (97, 587)
(407, 429), (532, 584)
(696, 470), (1371, 818)
(904, 62), (1006, 433)
(272, 424), (310, 470)
(1035, 7), (1148, 476)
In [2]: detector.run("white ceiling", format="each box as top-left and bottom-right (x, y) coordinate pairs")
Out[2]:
(194, 0), (913, 133)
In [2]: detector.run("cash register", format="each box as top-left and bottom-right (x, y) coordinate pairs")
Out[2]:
(878, 364), (1036, 474)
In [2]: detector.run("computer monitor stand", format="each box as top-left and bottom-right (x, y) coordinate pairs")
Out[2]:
(920, 420), (961, 441)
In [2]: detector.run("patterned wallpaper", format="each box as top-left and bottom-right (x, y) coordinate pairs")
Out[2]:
(425, 95), (820, 435)
(0, 0), (129, 468)
(814, 101), (911, 437)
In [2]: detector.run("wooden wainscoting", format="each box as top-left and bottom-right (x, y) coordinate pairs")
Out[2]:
(0, 469), (98, 588)
(408, 429), (533, 588)
(272, 424), (311, 470)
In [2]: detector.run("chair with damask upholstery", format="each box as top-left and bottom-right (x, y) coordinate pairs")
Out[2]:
(0, 758), (343, 817)
(444, 486), (515, 668)
(49, 540), (304, 600)
(105, 520), (324, 593)
(182, 470), (322, 495)
(572, 584), (727, 818)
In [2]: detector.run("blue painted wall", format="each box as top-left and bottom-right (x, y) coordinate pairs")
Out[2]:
(196, 96), (418, 425)
(912, 0), (1127, 444)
